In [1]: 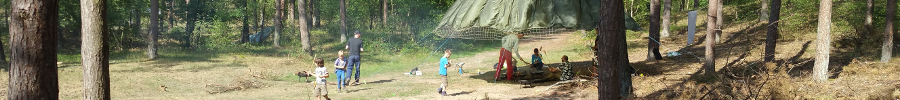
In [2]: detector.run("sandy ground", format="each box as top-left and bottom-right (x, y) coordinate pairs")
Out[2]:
(2, 10), (899, 100)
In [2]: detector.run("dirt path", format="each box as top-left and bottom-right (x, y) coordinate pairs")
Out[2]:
(366, 33), (601, 99)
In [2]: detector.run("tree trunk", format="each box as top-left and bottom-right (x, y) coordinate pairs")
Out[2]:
(649, 0), (663, 61)
(80, 0), (110, 99)
(765, 0), (781, 62)
(813, 0), (832, 82)
(254, 0), (260, 31)
(597, 0), (626, 99)
(287, 0), (294, 21)
(716, 0), (724, 42)
(8, 0), (59, 99)
(705, 0), (718, 74)
(662, 0), (672, 38)
(882, 0), (895, 63)
(183, 0), (196, 48)
(866, 0), (874, 28)
(310, 0), (320, 27)
(340, 0), (347, 43)
(760, 0), (769, 22)
(259, 0), (266, 31)
(299, 0), (311, 55)
(274, 0), (283, 47)
(149, 0), (159, 59)
(383, 0), (388, 27)
(0, 3), (6, 63)
(241, 0), (250, 43)
(167, 0), (174, 33)
(132, 3), (142, 48)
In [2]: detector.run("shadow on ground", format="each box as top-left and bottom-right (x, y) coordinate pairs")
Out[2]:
(368, 79), (395, 84)
(467, 61), (596, 86)
(450, 91), (474, 96)
(109, 48), (276, 72)
(636, 21), (856, 99)
(347, 87), (372, 93)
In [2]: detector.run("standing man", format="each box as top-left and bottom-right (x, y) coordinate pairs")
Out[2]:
(345, 30), (364, 85)
(495, 33), (527, 80)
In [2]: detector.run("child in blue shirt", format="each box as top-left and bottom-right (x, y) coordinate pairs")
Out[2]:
(438, 49), (453, 96)
(531, 48), (544, 73)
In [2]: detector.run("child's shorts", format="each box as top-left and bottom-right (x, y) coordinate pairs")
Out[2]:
(314, 84), (328, 96)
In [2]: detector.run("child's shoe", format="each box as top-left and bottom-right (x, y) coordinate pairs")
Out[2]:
(440, 91), (449, 96)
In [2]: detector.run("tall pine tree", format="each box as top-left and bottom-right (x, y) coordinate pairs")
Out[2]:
(80, 0), (111, 99)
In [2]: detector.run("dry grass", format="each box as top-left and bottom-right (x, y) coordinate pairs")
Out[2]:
(205, 78), (266, 94)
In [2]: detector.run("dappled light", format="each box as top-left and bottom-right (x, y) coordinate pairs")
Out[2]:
(0, 0), (898, 99)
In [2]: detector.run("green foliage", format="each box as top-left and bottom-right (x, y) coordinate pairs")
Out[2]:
(627, 0), (708, 27)
(0, 0), (890, 63)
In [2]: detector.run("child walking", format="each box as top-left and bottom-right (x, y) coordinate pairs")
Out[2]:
(438, 49), (453, 96)
(334, 51), (348, 93)
(309, 58), (330, 100)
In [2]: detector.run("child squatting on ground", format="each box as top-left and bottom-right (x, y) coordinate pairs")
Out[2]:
(308, 58), (330, 100)
(438, 49), (453, 96)
(334, 51), (348, 93)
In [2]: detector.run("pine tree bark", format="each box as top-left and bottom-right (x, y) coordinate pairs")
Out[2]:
(310, 0), (320, 27)
(661, 0), (672, 38)
(80, 0), (110, 99)
(382, 0), (388, 26)
(299, 0), (311, 55)
(259, 0), (266, 31)
(8, 0), (59, 99)
(597, 0), (626, 99)
(649, 0), (663, 61)
(882, 0), (895, 63)
(705, 0), (719, 74)
(340, 0), (347, 43)
(149, 0), (159, 59)
(760, 0), (769, 22)
(167, 0), (174, 33)
(254, 0), (260, 31)
(765, 0), (781, 62)
(183, 0), (197, 48)
(241, 0), (250, 43)
(813, 0), (832, 82)
(274, 0), (283, 47)
(716, 0), (724, 42)
(287, 0), (294, 21)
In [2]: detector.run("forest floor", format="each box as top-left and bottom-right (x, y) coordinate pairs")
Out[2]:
(1, 10), (900, 100)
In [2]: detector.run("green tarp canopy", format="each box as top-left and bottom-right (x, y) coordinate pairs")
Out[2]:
(434, 0), (641, 40)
